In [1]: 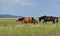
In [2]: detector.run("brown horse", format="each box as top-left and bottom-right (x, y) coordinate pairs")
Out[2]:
(16, 17), (38, 24)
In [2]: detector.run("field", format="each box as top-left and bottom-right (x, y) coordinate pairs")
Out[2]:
(0, 18), (60, 36)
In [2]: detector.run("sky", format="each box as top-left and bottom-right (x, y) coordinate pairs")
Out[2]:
(0, 0), (60, 17)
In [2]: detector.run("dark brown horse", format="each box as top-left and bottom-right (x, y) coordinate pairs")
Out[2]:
(16, 17), (38, 24)
(39, 16), (58, 24)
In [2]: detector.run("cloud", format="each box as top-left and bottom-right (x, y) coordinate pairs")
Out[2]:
(0, 0), (33, 6)
(12, 0), (22, 3)
(20, 2), (32, 6)
(12, 0), (33, 6)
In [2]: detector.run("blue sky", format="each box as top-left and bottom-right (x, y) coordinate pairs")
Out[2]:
(0, 0), (60, 17)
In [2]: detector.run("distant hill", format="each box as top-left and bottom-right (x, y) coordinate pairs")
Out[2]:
(0, 14), (23, 18)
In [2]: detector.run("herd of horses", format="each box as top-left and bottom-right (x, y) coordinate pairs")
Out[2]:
(16, 15), (59, 24)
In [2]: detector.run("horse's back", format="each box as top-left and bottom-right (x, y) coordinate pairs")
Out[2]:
(20, 17), (32, 23)
(24, 17), (32, 21)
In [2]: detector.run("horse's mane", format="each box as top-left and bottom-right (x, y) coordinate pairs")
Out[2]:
(18, 17), (25, 20)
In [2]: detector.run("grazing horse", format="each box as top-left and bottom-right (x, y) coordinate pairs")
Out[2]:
(16, 17), (38, 24)
(39, 16), (58, 24)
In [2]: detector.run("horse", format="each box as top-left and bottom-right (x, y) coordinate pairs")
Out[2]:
(16, 17), (38, 24)
(39, 16), (58, 24)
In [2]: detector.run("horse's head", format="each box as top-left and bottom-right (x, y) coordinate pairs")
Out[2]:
(42, 15), (47, 18)
(39, 16), (47, 22)
(16, 19), (20, 22)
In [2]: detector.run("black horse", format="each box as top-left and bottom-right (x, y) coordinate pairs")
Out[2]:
(39, 16), (58, 24)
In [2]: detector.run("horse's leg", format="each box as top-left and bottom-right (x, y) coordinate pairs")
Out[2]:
(21, 21), (27, 24)
(43, 21), (45, 24)
(53, 20), (55, 24)
(45, 21), (47, 24)
(21, 21), (24, 24)
(44, 21), (47, 24)
(43, 20), (47, 25)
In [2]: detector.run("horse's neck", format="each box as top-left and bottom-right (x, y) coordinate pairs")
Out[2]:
(20, 18), (25, 20)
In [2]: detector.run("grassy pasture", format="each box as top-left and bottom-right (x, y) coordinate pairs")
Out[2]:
(0, 18), (60, 36)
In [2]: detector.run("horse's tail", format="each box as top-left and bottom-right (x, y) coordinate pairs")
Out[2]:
(32, 17), (38, 24)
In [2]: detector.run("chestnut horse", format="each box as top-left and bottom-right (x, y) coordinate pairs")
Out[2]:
(16, 17), (38, 24)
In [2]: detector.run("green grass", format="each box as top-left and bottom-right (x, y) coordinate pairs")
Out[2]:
(0, 18), (60, 36)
